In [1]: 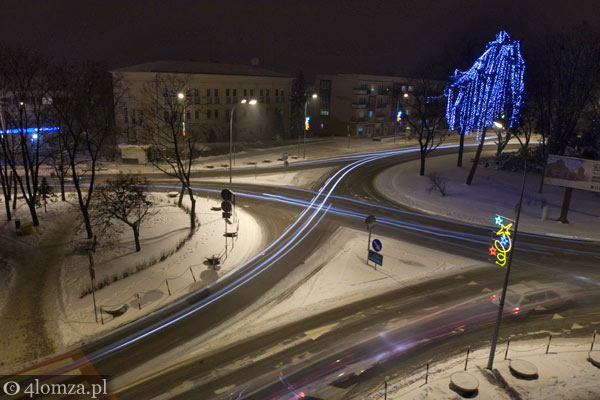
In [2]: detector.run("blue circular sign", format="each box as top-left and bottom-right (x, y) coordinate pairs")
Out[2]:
(372, 239), (382, 252)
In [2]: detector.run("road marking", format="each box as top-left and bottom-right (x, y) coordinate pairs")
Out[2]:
(455, 275), (465, 279)
(304, 323), (339, 340)
(552, 314), (564, 319)
(467, 281), (478, 286)
(571, 323), (584, 329)
(481, 288), (491, 293)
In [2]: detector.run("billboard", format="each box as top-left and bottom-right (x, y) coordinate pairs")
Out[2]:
(544, 155), (600, 193)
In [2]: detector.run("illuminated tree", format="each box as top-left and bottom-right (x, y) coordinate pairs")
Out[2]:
(446, 31), (525, 184)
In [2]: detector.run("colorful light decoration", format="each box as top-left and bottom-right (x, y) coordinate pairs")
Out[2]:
(445, 31), (525, 137)
(396, 110), (403, 122)
(305, 116), (310, 131)
(489, 214), (514, 267)
(0, 126), (59, 135)
(182, 120), (186, 136)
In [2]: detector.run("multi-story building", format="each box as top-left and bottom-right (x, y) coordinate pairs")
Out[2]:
(314, 74), (422, 137)
(111, 60), (293, 144)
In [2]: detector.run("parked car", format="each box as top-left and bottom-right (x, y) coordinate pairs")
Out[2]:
(491, 281), (575, 318)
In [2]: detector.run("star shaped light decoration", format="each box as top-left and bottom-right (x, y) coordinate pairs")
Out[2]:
(489, 246), (497, 256)
(500, 235), (509, 247)
(494, 215), (504, 226)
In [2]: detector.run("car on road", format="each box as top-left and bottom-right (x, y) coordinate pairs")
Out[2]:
(491, 281), (575, 317)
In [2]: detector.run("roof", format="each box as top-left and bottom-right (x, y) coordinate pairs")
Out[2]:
(112, 60), (290, 78)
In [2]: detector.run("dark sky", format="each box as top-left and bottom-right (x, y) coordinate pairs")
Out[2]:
(1, 0), (598, 79)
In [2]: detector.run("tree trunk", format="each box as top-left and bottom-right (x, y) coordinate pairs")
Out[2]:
(1, 173), (11, 221)
(25, 198), (40, 226)
(60, 177), (65, 201)
(188, 187), (196, 230)
(82, 207), (93, 238)
(178, 186), (185, 207)
(419, 151), (426, 176)
(12, 172), (17, 210)
(466, 127), (487, 185)
(132, 223), (141, 252)
(457, 131), (465, 167)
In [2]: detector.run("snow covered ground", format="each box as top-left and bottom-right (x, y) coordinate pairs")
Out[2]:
(370, 337), (600, 399)
(375, 151), (600, 241)
(111, 226), (487, 390)
(196, 166), (335, 189)
(56, 192), (263, 347)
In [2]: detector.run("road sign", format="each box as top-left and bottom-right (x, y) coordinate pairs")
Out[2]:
(364, 215), (376, 226)
(368, 250), (383, 266)
(282, 152), (288, 161)
(372, 239), (382, 252)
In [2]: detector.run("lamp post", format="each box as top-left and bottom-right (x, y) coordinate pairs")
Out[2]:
(230, 99), (256, 188)
(303, 93), (318, 159)
(487, 118), (529, 369)
(177, 92), (186, 136)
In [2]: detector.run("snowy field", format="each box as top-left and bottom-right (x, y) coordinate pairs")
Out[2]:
(56, 192), (263, 347)
(111, 226), (487, 389)
(372, 337), (600, 399)
(375, 151), (600, 241)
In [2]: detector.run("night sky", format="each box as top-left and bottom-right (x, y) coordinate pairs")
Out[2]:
(1, 0), (598, 79)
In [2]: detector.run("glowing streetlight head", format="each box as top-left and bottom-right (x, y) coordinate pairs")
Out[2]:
(177, 93), (185, 99)
(241, 99), (247, 104)
(249, 99), (257, 105)
(311, 93), (318, 99)
(493, 118), (507, 129)
(403, 93), (409, 98)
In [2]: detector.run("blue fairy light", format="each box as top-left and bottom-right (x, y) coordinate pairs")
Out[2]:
(446, 31), (525, 137)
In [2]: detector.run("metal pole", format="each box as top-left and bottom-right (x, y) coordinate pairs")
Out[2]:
(366, 228), (372, 265)
(487, 155), (528, 370)
(303, 100), (308, 159)
(229, 106), (235, 188)
(384, 381), (387, 400)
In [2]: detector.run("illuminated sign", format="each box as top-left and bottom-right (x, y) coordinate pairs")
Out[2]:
(489, 215), (514, 267)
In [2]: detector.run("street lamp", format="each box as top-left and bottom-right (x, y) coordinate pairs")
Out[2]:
(229, 99), (256, 188)
(487, 117), (529, 369)
(303, 93), (318, 159)
(177, 92), (186, 136)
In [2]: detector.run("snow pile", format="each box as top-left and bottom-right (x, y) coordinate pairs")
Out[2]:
(375, 151), (600, 241)
(369, 338), (600, 399)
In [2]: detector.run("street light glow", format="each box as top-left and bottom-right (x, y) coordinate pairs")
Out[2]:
(249, 99), (257, 105)
(241, 99), (247, 104)
(311, 94), (318, 99)
(177, 93), (184, 99)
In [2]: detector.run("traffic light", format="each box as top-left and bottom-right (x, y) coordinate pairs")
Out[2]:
(305, 116), (310, 131)
(396, 110), (403, 122)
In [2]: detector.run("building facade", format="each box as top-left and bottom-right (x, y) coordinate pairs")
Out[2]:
(314, 74), (421, 137)
(111, 60), (293, 144)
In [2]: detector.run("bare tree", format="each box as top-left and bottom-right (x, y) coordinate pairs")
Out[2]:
(400, 78), (447, 176)
(528, 29), (600, 192)
(92, 173), (155, 252)
(0, 45), (53, 226)
(140, 73), (202, 230)
(49, 59), (121, 238)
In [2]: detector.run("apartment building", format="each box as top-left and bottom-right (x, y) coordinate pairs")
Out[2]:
(111, 60), (293, 144)
(314, 74), (421, 137)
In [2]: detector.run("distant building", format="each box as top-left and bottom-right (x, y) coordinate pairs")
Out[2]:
(313, 74), (434, 137)
(111, 60), (293, 144)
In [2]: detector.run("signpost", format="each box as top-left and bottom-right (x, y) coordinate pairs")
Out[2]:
(365, 215), (376, 265)
(372, 239), (382, 252)
(368, 250), (383, 267)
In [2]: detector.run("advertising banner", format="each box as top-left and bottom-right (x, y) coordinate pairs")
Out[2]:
(544, 155), (600, 193)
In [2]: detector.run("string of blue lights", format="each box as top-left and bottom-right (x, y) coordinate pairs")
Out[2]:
(446, 31), (525, 138)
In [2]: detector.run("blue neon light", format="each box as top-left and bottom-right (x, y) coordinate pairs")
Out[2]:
(446, 31), (525, 135)
(0, 126), (60, 135)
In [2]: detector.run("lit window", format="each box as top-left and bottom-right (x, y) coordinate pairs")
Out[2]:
(320, 109), (329, 116)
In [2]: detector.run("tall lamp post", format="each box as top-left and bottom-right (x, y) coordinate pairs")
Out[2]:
(230, 98), (257, 188)
(303, 93), (318, 159)
(177, 92), (186, 136)
(487, 118), (529, 369)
